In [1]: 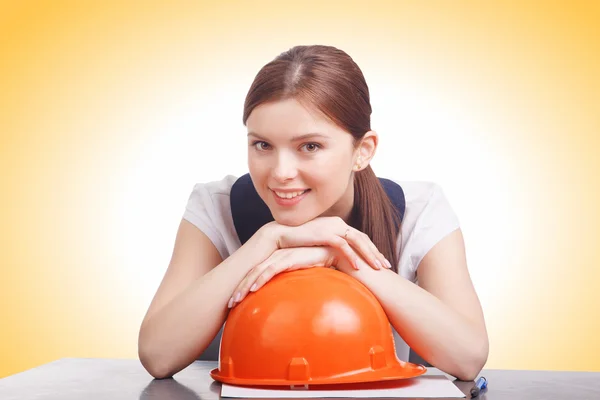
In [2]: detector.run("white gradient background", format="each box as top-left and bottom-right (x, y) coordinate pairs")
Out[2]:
(1, 0), (599, 377)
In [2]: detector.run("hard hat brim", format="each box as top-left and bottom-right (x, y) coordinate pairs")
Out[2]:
(210, 361), (426, 386)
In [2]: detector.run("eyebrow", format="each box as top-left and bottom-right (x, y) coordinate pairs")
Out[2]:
(247, 132), (329, 142)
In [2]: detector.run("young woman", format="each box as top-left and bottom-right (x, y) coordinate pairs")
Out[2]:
(138, 45), (489, 381)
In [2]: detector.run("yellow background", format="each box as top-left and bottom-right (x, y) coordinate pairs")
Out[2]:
(1, 0), (599, 378)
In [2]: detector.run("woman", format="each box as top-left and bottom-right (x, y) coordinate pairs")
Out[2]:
(137, 45), (489, 381)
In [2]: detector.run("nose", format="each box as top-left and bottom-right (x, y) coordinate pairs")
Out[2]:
(271, 152), (298, 183)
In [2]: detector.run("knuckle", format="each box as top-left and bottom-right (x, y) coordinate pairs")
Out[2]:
(253, 275), (265, 286)
(333, 216), (345, 226)
(263, 264), (277, 275)
(334, 236), (347, 247)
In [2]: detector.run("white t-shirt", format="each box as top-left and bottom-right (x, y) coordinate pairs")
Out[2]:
(182, 174), (460, 362)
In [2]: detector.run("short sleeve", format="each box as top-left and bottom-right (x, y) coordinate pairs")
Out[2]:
(182, 183), (228, 259)
(408, 184), (460, 272)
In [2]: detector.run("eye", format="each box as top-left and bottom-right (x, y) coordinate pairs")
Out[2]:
(251, 141), (271, 151)
(301, 143), (322, 152)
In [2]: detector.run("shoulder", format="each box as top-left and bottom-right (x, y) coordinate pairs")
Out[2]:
(396, 181), (452, 215)
(182, 175), (240, 259)
(189, 175), (238, 198)
(387, 180), (456, 226)
(184, 174), (238, 224)
(389, 180), (460, 280)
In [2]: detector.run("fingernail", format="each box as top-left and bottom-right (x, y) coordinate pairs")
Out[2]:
(354, 258), (360, 270)
(227, 297), (234, 308)
(235, 292), (241, 302)
(384, 259), (392, 269)
(250, 283), (257, 292)
(374, 260), (382, 270)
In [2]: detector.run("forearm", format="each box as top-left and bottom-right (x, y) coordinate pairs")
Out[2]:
(138, 230), (276, 378)
(346, 267), (488, 380)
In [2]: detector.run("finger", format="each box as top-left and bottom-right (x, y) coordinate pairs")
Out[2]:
(234, 249), (328, 306)
(249, 253), (318, 294)
(229, 265), (263, 308)
(329, 236), (361, 270)
(325, 230), (386, 271)
(233, 265), (269, 306)
(330, 219), (366, 270)
(343, 228), (389, 270)
(230, 248), (297, 307)
(363, 236), (391, 270)
(337, 229), (373, 270)
(251, 264), (283, 292)
(229, 279), (248, 308)
(358, 232), (390, 270)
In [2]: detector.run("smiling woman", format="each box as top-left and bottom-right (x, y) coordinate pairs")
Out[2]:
(137, 45), (488, 381)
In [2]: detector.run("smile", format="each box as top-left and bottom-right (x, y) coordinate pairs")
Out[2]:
(273, 190), (309, 199)
(270, 189), (311, 207)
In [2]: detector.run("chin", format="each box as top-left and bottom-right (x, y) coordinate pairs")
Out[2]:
(272, 214), (308, 227)
(271, 207), (324, 226)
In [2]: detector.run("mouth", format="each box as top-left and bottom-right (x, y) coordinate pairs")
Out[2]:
(272, 189), (309, 199)
(270, 189), (311, 206)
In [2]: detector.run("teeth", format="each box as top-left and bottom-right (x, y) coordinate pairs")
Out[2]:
(274, 190), (307, 199)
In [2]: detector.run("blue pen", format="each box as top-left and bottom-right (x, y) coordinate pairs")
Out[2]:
(470, 376), (487, 398)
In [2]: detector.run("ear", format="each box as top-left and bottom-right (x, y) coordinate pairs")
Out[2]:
(353, 130), (378, 172)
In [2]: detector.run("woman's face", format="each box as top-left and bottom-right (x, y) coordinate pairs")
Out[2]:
(246, 98), (359, 226)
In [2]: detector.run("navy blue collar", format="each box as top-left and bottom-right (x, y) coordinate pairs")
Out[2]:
(230, 173), (405, 245)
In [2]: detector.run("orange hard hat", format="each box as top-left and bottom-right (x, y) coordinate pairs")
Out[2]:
(210, 267), (426, 386)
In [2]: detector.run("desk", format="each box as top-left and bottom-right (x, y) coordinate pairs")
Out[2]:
(0, 358), (599, 400)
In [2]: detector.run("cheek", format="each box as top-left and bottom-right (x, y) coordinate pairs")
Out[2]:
(312, 154), (350, 178)
(308, 166), (350, 198)
(247, 163), (269, 194)
(248, 158), (270, 179)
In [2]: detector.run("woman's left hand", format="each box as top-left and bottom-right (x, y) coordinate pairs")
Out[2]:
(229, 245), (350, 308)
(268, 216), (392, 271)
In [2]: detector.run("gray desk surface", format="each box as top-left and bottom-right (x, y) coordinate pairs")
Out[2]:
(0, 358), (599, 400)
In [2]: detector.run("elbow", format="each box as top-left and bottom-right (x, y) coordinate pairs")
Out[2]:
(138, 329), (176, 379)
(144, 364), (173, 380)
(139, 344), (175, 379)
(453, 334), (489, 381)
(453, 362), (484, 382)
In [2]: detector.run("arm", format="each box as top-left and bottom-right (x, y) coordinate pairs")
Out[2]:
(138, 217), (379, 378)
(344, 228), (489, 381)
(138, 219), (276, 379)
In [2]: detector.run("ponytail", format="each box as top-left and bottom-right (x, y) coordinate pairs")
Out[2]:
(351, 166), (402, 272)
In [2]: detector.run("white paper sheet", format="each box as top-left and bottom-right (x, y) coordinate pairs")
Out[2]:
(220, 376), (466, 398)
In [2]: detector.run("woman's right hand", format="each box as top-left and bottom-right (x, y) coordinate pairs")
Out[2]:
(262, 216), (392, 272)
(229, 245), (341, 308)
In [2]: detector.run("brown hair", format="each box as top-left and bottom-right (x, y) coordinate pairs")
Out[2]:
(242, 45), (402, 272)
